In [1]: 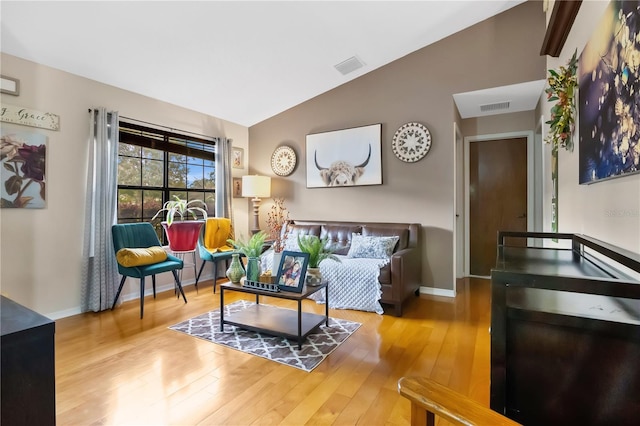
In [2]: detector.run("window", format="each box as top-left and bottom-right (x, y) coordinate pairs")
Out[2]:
(117, 121), (216, 241)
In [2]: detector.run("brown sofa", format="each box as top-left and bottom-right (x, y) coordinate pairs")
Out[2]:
(283, 220), (422, 316)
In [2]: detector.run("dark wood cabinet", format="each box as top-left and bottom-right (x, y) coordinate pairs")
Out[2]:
(490, 232), (640, 426)
(1, 296), (56, 426)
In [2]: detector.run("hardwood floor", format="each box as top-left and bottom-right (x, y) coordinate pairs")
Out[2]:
(55, 278), (492, 425)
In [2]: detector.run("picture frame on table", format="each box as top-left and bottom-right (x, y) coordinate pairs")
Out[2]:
(275, 251), (309, 293)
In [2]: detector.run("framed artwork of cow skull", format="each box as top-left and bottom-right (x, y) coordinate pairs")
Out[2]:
(305, 123), (382, 188)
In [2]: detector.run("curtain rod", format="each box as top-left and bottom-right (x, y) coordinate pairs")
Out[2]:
(88, 109), (219, 141)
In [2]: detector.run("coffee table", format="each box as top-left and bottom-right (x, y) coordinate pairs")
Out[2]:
(219, 281), (329, 350)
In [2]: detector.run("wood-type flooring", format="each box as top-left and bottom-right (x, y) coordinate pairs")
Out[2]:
(55, 277), (491, 425)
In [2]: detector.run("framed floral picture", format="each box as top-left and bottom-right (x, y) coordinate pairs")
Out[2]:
(232, 147), (244, 169)
(232, 177), (242, 198)
(1, 130), (47, 208)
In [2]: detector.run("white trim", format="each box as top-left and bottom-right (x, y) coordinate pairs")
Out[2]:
(464, 130), (534, 275)
(43, 273), (216, 320)
(46, 307), (82, 320)
(453, 122), (464, 288)
(419, 286), (456, 298)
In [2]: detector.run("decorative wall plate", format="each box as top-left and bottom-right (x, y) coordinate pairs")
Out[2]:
(392, 122), (432, 163)
(271, 145), (297, 176)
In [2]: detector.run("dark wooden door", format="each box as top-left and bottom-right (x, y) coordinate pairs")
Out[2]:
(469, 138), (527, 276)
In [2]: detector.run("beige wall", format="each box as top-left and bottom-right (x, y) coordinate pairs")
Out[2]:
(0, 53), (249, 318)
(543, 1), (640, 255)
(248, 2), (546, 291)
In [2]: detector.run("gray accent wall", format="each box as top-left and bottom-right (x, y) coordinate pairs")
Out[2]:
(248, 2), (546, 291)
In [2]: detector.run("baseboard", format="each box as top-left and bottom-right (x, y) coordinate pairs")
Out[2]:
(45, 272), (217, 320)
(46, 307), (82, 320)
(419, 286), (455, 298)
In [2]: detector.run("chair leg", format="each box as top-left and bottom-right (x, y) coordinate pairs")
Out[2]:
(191, 251), (197, 287)
(111, 276), (127, 310)
(152, 275), (157, 298)
(139, 276), (146, 319)
(213, 260), (218, 294)
(172, 270), (188, 303)
(195, 260), (207, 287)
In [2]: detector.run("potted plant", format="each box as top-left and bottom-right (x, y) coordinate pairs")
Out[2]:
(297, 235), (341, 285)
(151, 196), (208, 252)
(227, 231), (268, 282)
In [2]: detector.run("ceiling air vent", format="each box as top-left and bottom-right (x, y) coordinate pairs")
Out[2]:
(334, 56), (365, 75)
(480, 101), (511, 112)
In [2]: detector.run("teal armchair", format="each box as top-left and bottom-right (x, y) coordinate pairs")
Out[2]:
(195, 218), (238, 293)
(111, 223), (187, 318)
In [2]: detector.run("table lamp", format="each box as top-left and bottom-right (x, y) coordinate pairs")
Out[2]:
(242, 175), (271, 234)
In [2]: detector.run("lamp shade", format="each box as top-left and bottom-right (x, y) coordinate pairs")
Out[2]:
(242, 175), (271, 198)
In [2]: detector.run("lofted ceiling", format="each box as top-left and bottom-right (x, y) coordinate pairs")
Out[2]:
(1, 0), (540, 127)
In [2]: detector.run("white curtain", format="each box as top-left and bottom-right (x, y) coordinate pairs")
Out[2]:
(81, 108), (120, 312)
(215, 138), (233, 221)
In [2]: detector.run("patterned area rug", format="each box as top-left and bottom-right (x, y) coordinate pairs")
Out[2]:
(169, 300), (361, 372)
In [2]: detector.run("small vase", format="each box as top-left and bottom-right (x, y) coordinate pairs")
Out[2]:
(226, 253), (244, 284)
(246, 257), (261, 282)
(306, 267), (322, 286)
(272, 251), (283, 272)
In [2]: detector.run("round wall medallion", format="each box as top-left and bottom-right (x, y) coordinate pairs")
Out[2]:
(271, 145), (297, 176)
(392, 122), (432, 163)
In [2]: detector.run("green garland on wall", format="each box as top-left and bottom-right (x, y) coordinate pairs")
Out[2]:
(545, 49), (578, 152)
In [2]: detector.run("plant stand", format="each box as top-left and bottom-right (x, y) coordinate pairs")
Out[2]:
(169, 249), (197, 287)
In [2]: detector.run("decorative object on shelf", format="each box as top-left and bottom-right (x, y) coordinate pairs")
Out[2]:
(545, 49), (578, 152)
(297, 234), (341, 286)
(151, 196), (208, 251)
(1, 130), (46, 209)
(242, 175), (271, 234)
(0, 75), (20, 96)
(271, 145), (297, 176)
(392, 122), (432, 163)
(306, 123), (382, 187)
(275, 251), (310, 293)
(0, 104), (60, 131)
(232, 146), (244, 169)
(578, 0), (640, 184)
(225, 253), (245, 284)
(242, 279), (280, 293)
(246, 257), (261, 282)
(228, 230), (268, 282)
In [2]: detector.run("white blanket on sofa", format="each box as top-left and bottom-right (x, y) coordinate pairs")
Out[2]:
(262, 251), (386, 314)
(313, 255), (387, 314)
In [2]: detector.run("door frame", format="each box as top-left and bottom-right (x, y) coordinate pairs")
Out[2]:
(463, 131), (534, 277)
(454, 122), (465, 288)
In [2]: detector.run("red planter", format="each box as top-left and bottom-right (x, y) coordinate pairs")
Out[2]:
(162, 221), (204, 252)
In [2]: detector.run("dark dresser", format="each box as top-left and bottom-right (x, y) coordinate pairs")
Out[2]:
(1, 296), (56, 425)
(490, 232), (640, 426)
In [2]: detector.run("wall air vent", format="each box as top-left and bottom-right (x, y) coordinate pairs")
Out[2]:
(334, 56), (365, 75)
(480, 101), (511, 112)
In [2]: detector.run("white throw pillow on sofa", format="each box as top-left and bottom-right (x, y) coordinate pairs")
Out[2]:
(347, 234), (399, 259)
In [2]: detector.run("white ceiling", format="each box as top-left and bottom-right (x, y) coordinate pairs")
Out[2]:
(1, 0), (540, 127)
